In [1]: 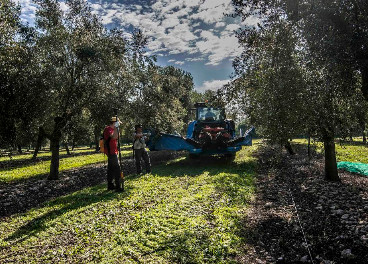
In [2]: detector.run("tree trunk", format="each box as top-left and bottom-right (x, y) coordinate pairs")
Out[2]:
(361, 122), (366, 144)
(323, 136), (340, 182)
(32, 127), (46, 159)
(48, 115), (69, 180)
(361, 65), (368, 101)
(49, 136), (60, 180)
(17, 145), (22, 154)
(307, 135), (311, 159)
(65, 142), (71, 155)
(284, 141), (295, 155)
(94, 125), (101, 152)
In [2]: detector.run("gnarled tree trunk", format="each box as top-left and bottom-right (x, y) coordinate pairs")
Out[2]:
(32, 127), (46, 159)
(361, 66), (368, 101)
(284, 141), (295, 155)
(49, 135), (61, 180)
(48, 115), (69, 180)
(361, 122), (366, 144)
(65, 142), (71, 155)
(323, 134), (340, 181)
(94, 125), (101, 152)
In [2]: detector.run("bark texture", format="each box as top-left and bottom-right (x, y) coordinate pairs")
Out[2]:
(48, 115), (69, 180)
(323, 135), (340, 182)
(32, 127), (46, 160)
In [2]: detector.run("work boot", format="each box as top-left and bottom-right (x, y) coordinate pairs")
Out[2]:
(115, 184), (123, 192)
(115, 182), (123, 192)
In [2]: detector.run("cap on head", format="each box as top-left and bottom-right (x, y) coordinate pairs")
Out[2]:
(110, 117), (122, 123)
(135, 124), (142, 130)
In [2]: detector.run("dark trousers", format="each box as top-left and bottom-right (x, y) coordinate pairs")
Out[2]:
(107, 154), (121, 189)
(134, 149), (151, 174)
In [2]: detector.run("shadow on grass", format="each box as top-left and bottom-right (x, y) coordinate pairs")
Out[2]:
(4, 184), (133, 245)
(0, 151), (99, 170)
(3, 152), (258, 262)
(239, 143), (368, 263)
(146, 154), (257, 210)
(136, 154), (257, 262)
(151, 154), (256, 178)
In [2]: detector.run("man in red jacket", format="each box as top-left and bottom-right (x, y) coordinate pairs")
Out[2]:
(103, 117), (122, 191)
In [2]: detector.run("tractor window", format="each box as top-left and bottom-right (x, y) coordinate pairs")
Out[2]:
(197, 107), (224, 121)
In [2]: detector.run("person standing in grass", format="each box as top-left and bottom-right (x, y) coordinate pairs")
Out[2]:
(104, 117), (122, 192)
(133, 124), (151, 174)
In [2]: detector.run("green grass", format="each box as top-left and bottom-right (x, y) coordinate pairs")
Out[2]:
(0, 147), (95, 162)
(334, 144), (368, 163)
(0, 150), (131, 183)
(0, 147), (257, 263)
(292, 138), (368, 163)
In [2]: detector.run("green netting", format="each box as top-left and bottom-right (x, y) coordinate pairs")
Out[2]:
(337, 161), (368, 176)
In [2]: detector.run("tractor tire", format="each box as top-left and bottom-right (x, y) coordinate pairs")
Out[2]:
(189, 153), (200, 159)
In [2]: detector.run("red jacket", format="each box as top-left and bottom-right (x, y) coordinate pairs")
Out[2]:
(103, 126), (118, 155)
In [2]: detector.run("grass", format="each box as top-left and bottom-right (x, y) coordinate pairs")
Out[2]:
(0, 147), (257, 263)
(0, 147), (94, 162)
(0, 150), (131, 183)
(292, 138), (368, 163)
(334, 144), (368, 164)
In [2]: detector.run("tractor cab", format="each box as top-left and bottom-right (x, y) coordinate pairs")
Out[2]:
(194, 102), (225, 122)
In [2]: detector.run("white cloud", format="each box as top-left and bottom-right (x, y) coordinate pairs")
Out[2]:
(200, 0), (231, 10)
(225, 24), (239, 32)
(161, 16), (180, 29)
(242, 16), (261, 27)
(14, 0), (39, 24)
(215, 22), (226, 28)
(191, 22), (201, 27)
(196, 79), (230, 92)
(196, 30), (241, 65)
(59, 2), (69, 12)
(190, 0), (233, 24)
(15, 0), (245, 68)
(186, 57), (205, 62)
(101, 9), (118, 25)
(182, 0), (202, 8)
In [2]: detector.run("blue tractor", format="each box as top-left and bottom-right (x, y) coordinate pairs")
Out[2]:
(146, 102), (254, 158)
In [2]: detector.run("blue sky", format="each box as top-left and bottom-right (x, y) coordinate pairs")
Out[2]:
(15, 0), (258, 92)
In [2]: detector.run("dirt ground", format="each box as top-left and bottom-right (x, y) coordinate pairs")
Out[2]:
(238, 144), (368, 264)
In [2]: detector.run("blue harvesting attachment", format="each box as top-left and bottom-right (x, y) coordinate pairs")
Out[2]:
(146, 103), (254, 157)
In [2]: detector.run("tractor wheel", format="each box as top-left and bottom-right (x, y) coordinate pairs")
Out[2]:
(189, 153), (200, 159)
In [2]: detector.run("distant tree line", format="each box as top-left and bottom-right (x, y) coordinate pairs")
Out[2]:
(225, 0), (368, 181)
(0, 0), (195, 179)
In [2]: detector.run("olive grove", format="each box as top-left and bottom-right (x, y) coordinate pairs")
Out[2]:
(226, 0), (368, 181)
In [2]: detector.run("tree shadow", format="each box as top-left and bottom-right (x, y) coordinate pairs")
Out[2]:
(4, 184), (133, 245)
(239, 144), (368, 263)
(0, 151), (99, 170)
(150, 154), (256, 178)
